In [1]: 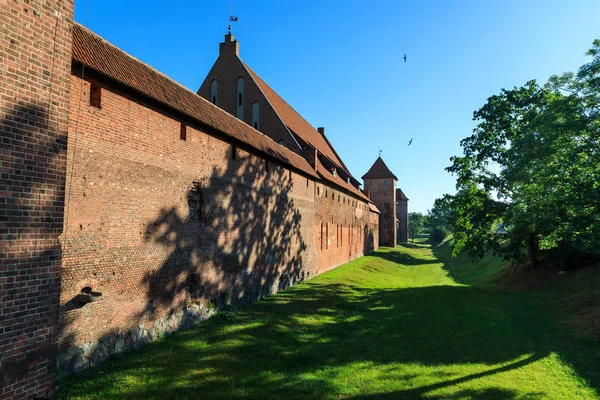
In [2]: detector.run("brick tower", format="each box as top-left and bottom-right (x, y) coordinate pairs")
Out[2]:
(0, 1), (74, 398)
(362, 157), (398, 247)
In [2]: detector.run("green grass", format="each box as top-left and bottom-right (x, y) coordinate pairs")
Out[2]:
(57, 240), (600, 399)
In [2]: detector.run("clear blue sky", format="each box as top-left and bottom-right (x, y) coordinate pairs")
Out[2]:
(75, 0), (600, 213)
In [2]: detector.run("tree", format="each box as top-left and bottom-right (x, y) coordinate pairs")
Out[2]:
(408, 212), (426, 242)
(446, 39), (600, 266)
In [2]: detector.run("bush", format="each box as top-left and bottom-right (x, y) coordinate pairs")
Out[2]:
(429, 227), (448, 245)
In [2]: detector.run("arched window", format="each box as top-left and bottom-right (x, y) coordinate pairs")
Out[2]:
(252, 101), (260, 129)
(210, 80), (218, 105)
(278, 139), (286, 146)
(236, 77), (244, 120)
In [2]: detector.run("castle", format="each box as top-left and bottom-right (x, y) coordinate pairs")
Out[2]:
(0, 3), (407, 398)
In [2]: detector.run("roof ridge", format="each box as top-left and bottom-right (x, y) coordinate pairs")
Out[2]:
(74, 23), (197, 102)
(73, 24), (315, 173)
(240, 61), (302, 149)
(71, 24), (319, 179)
(242, 61), (351, 175)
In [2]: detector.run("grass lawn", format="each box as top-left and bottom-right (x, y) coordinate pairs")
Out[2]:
(57, 240), (600, 399)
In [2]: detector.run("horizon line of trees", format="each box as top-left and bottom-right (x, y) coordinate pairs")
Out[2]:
(428, 39), (600, 268)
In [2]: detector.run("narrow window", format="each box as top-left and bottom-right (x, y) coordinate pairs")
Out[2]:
(326, 223), (329, 249)
(210, 80), (218, 105)
(317, 186), (320, 196)
(307, 178), (309, 187)
(231, 145), (237, 160)
(265, 159), (269, 172)
(289, 170), (292, 180)
(90, 81), (101, 108)
(321, 222), (324, 250)
(252, 101), (260, 130)
(180, 123), (187, 141)
(236, 77), (244, 120)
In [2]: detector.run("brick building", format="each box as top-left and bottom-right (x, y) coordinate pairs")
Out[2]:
(396, 188), (409, 243)
(1, 15), (405, 398)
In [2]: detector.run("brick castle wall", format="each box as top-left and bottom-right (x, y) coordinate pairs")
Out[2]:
(57, 71), (377, 371)
(0, 1), (74, 398)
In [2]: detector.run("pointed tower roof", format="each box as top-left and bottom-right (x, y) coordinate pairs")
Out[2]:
(362, 156), (398, 180)
(396, 188), (409, 201)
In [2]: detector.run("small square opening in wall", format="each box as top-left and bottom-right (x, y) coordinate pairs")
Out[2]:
(180, 123), (187, 141)
(89, 81), (102, 108)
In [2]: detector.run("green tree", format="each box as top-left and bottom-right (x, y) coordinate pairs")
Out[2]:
(408, 212), (426, 242)
(446, 39), (600, 266)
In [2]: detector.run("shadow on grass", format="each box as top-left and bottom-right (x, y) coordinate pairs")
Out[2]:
(57, 274), (600, 399)
(371, 249), (439, 266)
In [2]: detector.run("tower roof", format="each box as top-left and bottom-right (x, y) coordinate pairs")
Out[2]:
(362, 156), (398, 180)
(396, 188), (409, 201)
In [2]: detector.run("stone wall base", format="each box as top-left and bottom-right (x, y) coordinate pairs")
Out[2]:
(57, 304), (215, 373)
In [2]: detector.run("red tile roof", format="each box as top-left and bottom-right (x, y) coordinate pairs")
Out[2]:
(369, 203), (381, 214)
(396, 188), (409, 201)
(315, 157), (371, 203)
(71, 24), (318, 179)
(243, 63), (349, 175)
(362, 156), (398, 180)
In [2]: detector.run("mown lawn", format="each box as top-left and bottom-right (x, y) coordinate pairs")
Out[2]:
(57, 241), (600, 399)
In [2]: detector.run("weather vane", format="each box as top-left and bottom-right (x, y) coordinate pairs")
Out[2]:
(379, 149), (382, 157)
(228, 6), (238, 33)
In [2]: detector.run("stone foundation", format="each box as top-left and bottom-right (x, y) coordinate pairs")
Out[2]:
(57, 303), (215, 373)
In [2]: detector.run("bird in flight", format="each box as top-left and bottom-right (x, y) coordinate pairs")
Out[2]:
(403, 54), (407, 63)
(408, 138), (413, 146)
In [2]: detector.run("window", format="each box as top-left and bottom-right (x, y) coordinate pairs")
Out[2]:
(90, 81), (101, 108)
(321, 222), (324, 250)
(384, 180), (389, 185)
(317, 186), (320, 196)
(278, 139), (286, 146)
(236, 77), (244, 119)
(252, 101), (260, 129)
(231, 145), (237, 159)
(210, 80), (218, 105)
(180, 123), (187, 141)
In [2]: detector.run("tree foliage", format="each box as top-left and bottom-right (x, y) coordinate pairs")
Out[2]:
(446, 39), (600, 266)
(408, 212), (427, 242)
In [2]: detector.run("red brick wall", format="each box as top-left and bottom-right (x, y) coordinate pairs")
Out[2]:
(59, 72), (316, 360)
(314, 183), (378, 275)
(58, 69), (378, 370)
(197, 37), (300, 149)
(364, 178), (396, 246)
(0, 0), (74, 398)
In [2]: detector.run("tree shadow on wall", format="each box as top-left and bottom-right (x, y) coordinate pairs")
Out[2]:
(0, 104), (67, 389)
(141, 150), (310, 319)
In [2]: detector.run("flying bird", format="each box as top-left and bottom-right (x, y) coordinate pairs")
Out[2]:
(408, 138), (413, 146)
(403, 54), (407, 63)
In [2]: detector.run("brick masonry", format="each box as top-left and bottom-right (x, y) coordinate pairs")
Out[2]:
(1, 9), (382, 393)
(364, 177), (397, 247)
(0, 1), (74, 399)
(57, 71), (379, 372)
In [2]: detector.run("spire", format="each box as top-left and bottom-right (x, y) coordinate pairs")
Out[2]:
(361, 156), (398, 180)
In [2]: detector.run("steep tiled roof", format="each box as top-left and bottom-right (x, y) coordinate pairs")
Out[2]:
(396, 188), (409, 201)
(71, 24), (318, 179)
(369, 203), (381, 214)
(242, 63), (349, 174)
(361, 157), (398, 180)
(315, 158), (370, 203)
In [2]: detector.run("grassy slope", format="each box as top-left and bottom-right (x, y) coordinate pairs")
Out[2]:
(58, 242), (600, 399)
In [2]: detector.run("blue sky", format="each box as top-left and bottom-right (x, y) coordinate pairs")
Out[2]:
(75, 0), (600, 213)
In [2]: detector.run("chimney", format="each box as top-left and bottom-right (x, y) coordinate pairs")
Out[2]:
(219, 33), (239, 56)
(317, 127), (325, 135)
